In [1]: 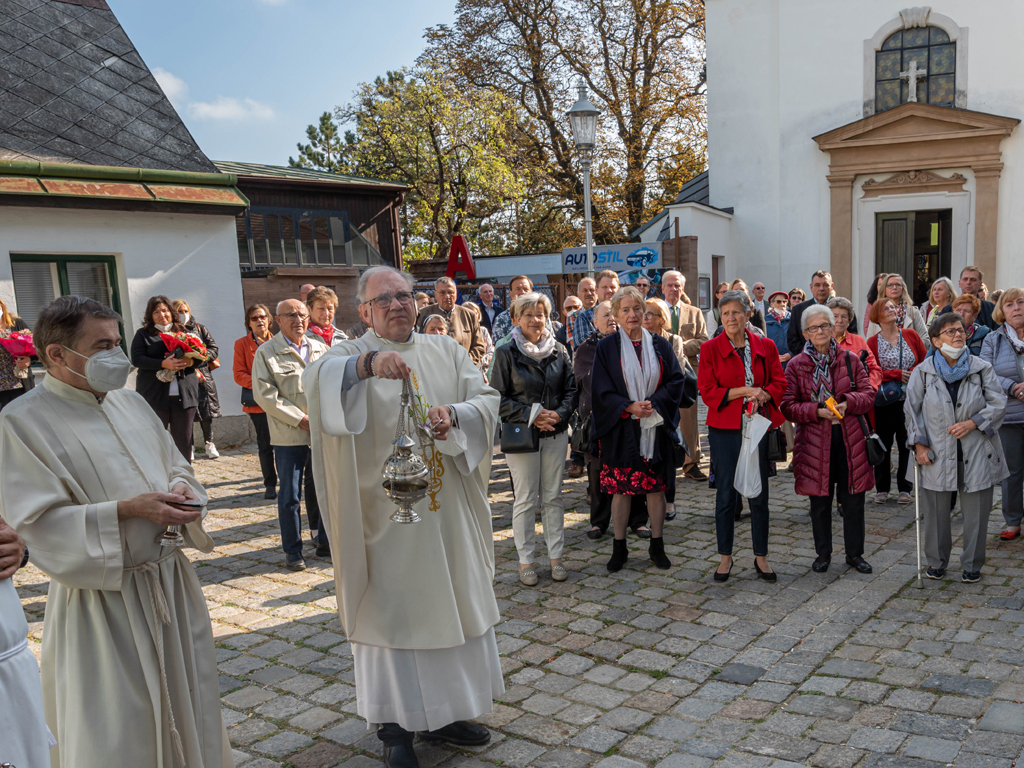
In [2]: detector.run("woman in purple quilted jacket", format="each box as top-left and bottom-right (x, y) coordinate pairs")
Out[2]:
(782, 304), (877, 575)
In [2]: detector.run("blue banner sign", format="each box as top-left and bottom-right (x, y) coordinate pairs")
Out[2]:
(561, 243), (662, 273)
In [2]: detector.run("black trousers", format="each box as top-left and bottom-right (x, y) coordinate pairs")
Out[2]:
(199, 418), (214, 443)
(304, 452), (321, 532)
(0, 385), (26, 411)
(808, 425), (866, 561)
(248, 412), (277, 489)
(586, 453), (648, 532)
(874, 400), (912, 493)
(155, 397), (197, 463)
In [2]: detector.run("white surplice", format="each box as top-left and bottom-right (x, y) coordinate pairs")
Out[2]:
(303, 331), (504, 731)
(0, 578), (51, 768)
(0, 375), (232, 768)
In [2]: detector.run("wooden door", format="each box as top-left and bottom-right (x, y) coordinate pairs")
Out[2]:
(876, 212), (915, 288)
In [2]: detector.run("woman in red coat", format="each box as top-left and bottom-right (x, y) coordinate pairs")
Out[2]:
(867, 298), (927, 505)
(782, 304), (877, 574)
(698, 290), (786, 583)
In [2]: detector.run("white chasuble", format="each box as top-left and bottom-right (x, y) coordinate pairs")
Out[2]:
(304, 332), (504, 731)
(0, 375), (232, 768)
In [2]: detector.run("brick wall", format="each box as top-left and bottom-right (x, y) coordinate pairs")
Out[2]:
(240, 267), (363, 335)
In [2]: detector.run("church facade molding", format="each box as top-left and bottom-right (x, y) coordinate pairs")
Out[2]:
(861, 170), (967, 198)
(863, 9), (969, 115)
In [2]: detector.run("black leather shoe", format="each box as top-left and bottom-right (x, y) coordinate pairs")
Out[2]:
(634, 526), (652, 540)
(665, 509), (677, 521)
(587, 528), (604, 540)
(383, 741), (420, 768)
(264, 487), (277, 500)
(754, 560), (777, 582)
(685, 467), (707, 480)
(419, 721), (491, 746)
(846, 556), (872, 574)
(285, 553), (306, 571)
(316, 544), (331, 558)
(713, 560), (733, 582)
(607, 538), (628, 572)
(811, 558), (830, 573)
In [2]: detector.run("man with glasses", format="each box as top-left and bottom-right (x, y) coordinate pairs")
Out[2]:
(752, 282), (767, 318)
(253, 299), (329, 570)
(303, 266), (502, 768)
(419, 276), (486, 363)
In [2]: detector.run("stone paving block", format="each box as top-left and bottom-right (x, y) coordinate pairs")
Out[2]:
(505, 714), (578, 746)
(920, 674), (997, 697)
(310, 683), (357, 705)
(903, 736), (961, 763)
(256, 695), (312, 719)
(786, 695), (860, 720)
(619, 649), (676, 672)
(321, 719), (370, 746)
(223, 685), (277, 709)
(696, 681), (745, 703)
(718, 699), (773, 720)
(653, 753), (713, 768)
(288, 707), (342, 733)
(961, 731), (1024, 757)
(885, 689), (936, 711)
(532, 749), (594, 768)
(595, 706), (653, 732)
(846, 727), (906, 753)
(228, 718), (278, 746)
(254, 731), (314, 757)
(569, 725), (627, 752)
(978, 701), (1024, 735)
(716, 663), (766, 685)
(584, 665), (628, 685)
(858, 756), (945, 768)
(669, 660), (716, 683)
(892, 711), (971, 740)
(547, 653), (595, 676)
(484, 738), (547, 767)
(737, 730), (818, 761)
(618, 735), (675, 761)
(592, 757), (644, 768)
(843, 681), (890, 704)
(818, 659), (882, 679)
(672, 698), (725, 722)
(646, 717), (701, 742)
(522, 693), (571, 716)
(678, 738), (730, 759)
(745, 681), (795, 703)
(615, 672), (656, 692)
(761, 712), (815, 736)
(566, 683), (630, 710)
(799, 675), (850, 695)
(808, 745), (863, 768)
(951, 755), (1014, 768)
(762, 664), (814, 684)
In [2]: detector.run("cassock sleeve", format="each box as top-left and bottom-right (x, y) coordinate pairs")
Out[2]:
(0, 411), (123, 591)
(307, 354), (368, 437)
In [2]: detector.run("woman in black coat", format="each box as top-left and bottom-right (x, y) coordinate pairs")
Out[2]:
(591, 286), (685, 572)
(131, 294), (200, 462)
(173, 299), (222, 457)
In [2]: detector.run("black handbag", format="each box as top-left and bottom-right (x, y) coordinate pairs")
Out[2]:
(241, 387), (257, 408)
(680, 360), (698, 409)
(766, 427), (788, 463)
(501, 422), (539, 453)
(874, 330), (906, 407)
(669, 427), (688, 469)
(570, 411), (593, 455)
(846, 352), (887, 466)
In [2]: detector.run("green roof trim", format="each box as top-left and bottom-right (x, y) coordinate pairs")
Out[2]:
(0, 159), (237, 187)
(214, 160), (406, 189)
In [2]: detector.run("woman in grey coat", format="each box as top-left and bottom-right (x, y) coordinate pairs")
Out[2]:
(907, 313), (1007, 583)
(980, 287), (1024, 540)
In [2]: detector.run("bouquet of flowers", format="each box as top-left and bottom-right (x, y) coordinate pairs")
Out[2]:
(156, 331), (208, 382)
(0, 330), (36, 378)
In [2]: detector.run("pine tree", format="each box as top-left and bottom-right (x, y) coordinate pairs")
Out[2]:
(288, 112), (350, 172)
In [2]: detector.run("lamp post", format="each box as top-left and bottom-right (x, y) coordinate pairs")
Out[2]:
(567, 79), (600, 278)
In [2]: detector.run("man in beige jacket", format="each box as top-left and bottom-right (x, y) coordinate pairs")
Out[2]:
(417, 276), (486, 364)
(254, 298), (328, 570)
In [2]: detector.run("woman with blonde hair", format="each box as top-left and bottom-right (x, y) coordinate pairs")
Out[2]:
(866, 274), (928, 343)
(0, 296), (33, 410)
(922, 277), (958, 324)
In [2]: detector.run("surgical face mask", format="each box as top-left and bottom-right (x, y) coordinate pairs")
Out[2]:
(62, 346), (133, 392)
(940, 342), (969, 360)
(155, 322), (172, 332)
(178, 313), (190, 325)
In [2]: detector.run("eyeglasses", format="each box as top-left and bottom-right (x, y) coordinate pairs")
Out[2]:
(806, 323), (832, 334)
(643, 312), (661, 320)
(250, 314), (268, 322)
(278, 312), (310, 321)
(364, 291), (415, 310)
(940, 328), (966, 338)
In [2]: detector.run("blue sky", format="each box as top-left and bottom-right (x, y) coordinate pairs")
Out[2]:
(112, 0), (456, 166)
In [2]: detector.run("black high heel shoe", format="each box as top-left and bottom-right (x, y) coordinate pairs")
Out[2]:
(713, 559), (733, 582)
(754, 559), (777, 582)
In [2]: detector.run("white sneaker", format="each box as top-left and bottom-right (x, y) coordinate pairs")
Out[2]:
(874, 492), (887, 504)
(205, 441), (220, 459)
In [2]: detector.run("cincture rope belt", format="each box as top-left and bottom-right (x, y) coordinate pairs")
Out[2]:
(126, 549), (186, 768)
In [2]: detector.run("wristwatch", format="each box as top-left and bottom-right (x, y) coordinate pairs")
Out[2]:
(20, 546), (29, 570)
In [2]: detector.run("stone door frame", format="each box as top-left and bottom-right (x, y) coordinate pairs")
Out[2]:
(813, 102), (1018, 297)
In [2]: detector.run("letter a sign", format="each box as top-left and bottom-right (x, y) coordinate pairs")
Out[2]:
(446, 235), (476, 280)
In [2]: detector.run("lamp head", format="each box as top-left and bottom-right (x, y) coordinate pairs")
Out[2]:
(567, 80), (600, 151)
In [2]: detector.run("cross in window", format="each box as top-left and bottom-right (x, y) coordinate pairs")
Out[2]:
(900, 60), (928, 103)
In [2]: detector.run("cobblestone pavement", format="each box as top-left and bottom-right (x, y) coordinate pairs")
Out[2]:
(14, 440), (1024, 768)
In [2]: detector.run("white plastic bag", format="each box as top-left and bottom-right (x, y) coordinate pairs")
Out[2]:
(734, 411), (771, 498)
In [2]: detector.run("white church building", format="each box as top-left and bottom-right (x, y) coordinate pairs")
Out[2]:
(641, 2), (1024, 308)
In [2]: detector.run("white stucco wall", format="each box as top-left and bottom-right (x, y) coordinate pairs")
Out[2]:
(706, 0), (1024, 300)
(0, 206), (246, 417)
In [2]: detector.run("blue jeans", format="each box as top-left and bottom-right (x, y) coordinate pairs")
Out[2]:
(274, 445), (327, 555)
(708, 427), (770, 557)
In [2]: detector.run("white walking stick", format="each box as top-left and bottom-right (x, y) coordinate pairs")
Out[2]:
(914, 464), (924, 589)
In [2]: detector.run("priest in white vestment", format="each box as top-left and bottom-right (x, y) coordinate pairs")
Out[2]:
(0, 296), (232, 768)
(0, 516), (52, 768)
(303, 266), (504, 768)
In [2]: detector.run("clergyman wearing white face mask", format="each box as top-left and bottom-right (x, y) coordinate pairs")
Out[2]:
(904, 312), (1008, 584)
(130, 294), (201, 462)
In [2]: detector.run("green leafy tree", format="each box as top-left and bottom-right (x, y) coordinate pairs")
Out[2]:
(288, 111), (352, 172)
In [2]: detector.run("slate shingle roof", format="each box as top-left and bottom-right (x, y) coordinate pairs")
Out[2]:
(0, 0), (217, 173)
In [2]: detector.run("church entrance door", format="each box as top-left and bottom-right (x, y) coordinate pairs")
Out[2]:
(875, 209), (952, 305)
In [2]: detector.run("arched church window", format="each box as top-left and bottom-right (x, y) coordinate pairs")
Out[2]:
(875, 26), (956, 111)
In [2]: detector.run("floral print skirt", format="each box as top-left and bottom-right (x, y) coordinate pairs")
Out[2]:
(599, 459), (667, 495)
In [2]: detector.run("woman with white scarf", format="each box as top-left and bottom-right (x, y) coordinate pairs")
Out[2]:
(490, 293), (578, 586)
(981, 288), (1024, 540)
(591, 287), (685, 572)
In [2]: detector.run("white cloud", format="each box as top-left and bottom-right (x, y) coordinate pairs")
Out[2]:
(152, 67), (188, 108)
(187, 97), (275, 122)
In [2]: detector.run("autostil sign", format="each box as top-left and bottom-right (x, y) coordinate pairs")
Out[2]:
(561, 243), (662, 273)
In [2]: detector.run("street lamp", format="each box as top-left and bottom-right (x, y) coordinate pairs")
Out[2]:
(567, 79), (600, 278)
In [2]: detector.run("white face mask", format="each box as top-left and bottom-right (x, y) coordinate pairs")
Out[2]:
(178, 313), (190, 325)
(155, 323), (172, 332)
(940, 342), (969, 360)
(62, 346), (133, 392)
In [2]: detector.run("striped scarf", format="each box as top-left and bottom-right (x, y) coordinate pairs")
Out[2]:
(804, 337), (837, 403)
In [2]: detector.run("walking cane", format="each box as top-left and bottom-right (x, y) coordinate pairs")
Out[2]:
(914, 463), (924, 589)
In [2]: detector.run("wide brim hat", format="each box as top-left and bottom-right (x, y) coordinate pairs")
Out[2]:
(768, 291), (790, 303)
